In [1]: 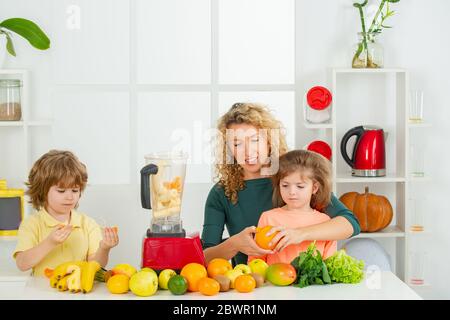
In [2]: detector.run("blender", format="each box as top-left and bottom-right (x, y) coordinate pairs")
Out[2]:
(140, 151), (205, 271)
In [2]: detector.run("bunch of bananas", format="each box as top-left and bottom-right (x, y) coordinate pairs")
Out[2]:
(47, 260), (110, 293)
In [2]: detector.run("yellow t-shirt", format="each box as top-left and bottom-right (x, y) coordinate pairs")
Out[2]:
(13, 208), (102, 277)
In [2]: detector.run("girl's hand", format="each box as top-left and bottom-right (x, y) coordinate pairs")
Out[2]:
(99, 227), (119, 250)
(47, 224), (73, 246)
(230, 226), (274, 257)
(266, 226), (306, 252)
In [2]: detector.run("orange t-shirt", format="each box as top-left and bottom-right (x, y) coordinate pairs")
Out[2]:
(248, 207), (337, 265)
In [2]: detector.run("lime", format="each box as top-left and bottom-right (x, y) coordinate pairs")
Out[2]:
(168, 275), (188, 295)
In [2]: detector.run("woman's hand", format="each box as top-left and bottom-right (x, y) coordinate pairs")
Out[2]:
(266, 226), (306, 252)
(47, 224), (73, 246)
(99, 227), (119, 250)
(230, 226), (274, 257)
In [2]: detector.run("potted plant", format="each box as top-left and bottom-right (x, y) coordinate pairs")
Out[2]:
(352, 0), (400, 68)
(0, 18), (50, 67)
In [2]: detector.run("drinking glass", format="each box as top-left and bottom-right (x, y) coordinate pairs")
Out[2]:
(409, 91), (424, 123)
(410, 144), (425, 177)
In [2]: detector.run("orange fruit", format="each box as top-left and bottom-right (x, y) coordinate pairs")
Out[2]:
(207, 258), (232, 278)
(180, 263), (207, 292)
(254, 226), (279, 250)
(198, 277), (220, 296)
(44, 268), (54, 279)
(234, 274), (256, 293)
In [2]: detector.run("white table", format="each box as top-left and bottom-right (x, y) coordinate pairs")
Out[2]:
(0, 271), (421, 300)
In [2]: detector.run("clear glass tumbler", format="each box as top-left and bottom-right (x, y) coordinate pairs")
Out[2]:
(409, 91), (424, 123)
(410, 144), (425, 177)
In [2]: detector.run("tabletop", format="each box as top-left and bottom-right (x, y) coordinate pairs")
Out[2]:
(0, 271), (421, 300)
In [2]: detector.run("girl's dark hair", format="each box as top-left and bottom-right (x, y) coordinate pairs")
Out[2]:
(272, 149), (332, 211)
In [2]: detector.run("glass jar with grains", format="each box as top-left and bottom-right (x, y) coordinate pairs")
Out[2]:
(0, 79), (22, 121)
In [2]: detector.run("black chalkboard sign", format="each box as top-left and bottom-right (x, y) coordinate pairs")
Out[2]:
(0, 197), (21, 230)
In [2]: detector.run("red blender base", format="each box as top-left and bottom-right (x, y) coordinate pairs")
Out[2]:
(141, 233), (206, 271)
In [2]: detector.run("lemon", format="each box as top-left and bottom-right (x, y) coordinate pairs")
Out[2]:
(106, 274), (129, 294)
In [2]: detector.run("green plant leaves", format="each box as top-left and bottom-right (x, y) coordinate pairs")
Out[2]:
(0, 18), (50, 50)
(5, 32), (16, 56)
(290, 242), (331, 289)
(353, 0), (368, 8)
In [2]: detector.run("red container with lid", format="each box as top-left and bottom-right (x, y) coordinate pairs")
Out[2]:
(304, 86), (332, 124)
(307, 140), (332, 161)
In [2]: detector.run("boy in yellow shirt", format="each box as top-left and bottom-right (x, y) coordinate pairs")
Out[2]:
(13, 150), (119, 276)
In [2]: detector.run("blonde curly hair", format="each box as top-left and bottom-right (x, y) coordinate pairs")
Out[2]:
(215, 102), (288, 204)
(26, 150), (88, 210)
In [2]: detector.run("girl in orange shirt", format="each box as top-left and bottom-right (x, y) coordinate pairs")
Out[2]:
(249, 149), (337, 265)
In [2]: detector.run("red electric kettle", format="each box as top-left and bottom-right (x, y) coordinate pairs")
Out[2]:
(340, 125), (387, 177)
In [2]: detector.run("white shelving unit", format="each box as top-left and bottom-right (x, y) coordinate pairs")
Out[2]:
(312, 67), (433, 289)
(334, 67), (409, 281)
(301, 68), (410, 281)
(0, 69), (52, 218)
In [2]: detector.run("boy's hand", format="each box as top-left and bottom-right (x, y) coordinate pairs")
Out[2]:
(47, 224), (73, 246)
(99, 227), (119, 250)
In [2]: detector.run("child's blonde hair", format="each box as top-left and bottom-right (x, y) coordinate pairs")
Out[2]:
(26, 150), (88, 210)
(272, 149), (332, 211)
(216, 102), (288, 204)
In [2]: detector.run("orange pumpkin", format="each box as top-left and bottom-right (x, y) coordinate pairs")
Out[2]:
(339, 187), (393, 232)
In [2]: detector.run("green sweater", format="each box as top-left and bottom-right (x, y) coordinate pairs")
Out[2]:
(201, 178), (361, 266)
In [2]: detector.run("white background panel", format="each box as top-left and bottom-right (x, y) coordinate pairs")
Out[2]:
(137, 92), (211, 183)
(51, 92), (130, 184)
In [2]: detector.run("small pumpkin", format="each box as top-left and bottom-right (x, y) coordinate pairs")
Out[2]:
(339, 186), (393, 232)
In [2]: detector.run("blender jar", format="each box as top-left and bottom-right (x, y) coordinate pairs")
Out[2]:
(141, 151), (187, 236)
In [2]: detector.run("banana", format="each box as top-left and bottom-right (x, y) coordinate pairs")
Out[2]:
(66, 265), (82, 293)
(52, 261), (86, 280)
(57, 275), (70, 292)
(49, 275), (59, 288)
(81, 261), (101, 293)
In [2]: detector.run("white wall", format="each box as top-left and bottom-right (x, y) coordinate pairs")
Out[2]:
(1, 0), (450, 298)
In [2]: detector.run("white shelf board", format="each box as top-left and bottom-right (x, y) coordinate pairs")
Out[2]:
(27, 120), (52, 127)
(0, 69), (27, 75)
(336, 174), (406, 183)
(332, 67), (407, 74)
(409, 176), (431, 182)
(407, 230), (431, 236)
(354, 226), (405, 238)
(408, 282), (431, 288)
(303, 123), (334, 129)
(0, 121), (24, 127)
(408, 121), (431, 128)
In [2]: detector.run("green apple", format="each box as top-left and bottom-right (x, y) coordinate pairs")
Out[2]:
(129, 271), (158, 297)
(224, 269), (243, 288)
(248, 259), (269, 279)
(234, 264), (252, 275)
(158, 269), (177, 290)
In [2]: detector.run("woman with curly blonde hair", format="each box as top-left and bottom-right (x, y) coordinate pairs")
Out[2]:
(201, 103), (360, 265)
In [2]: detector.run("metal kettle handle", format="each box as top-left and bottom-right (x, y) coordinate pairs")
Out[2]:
(140, 164), (159, 210)
(340, 126), (365, 168)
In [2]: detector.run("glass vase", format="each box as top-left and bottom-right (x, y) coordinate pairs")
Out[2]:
(352, 32), (384, 68)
